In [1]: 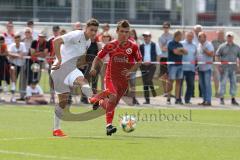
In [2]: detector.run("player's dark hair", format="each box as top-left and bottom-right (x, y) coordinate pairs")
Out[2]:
(117, 20), (130, 31)
(31, 80), (39, 85)
(86, 18), (99, 27)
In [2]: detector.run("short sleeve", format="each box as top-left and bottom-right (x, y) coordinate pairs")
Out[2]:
(61, 30), (81, 44)
(26, 86), (32, 97)
(37, 85), (44, 95)
(133, 44), (142, 62)
(155, 43), (162, 56)
(97, 44), (109, 59)
(31, 40), (37, 49)
(167, 41), (174, 52)
(207, 42), (214, 52)
(216, 44), (223, 56)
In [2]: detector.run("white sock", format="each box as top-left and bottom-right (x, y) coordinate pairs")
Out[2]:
(11, 82), (16, 91)
(53, 105), (62, 130)
(81, 84), (93, 98)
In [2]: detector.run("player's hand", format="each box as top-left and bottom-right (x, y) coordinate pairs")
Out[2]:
(89, 69), (97, 77)
(51, 61), (61, 70)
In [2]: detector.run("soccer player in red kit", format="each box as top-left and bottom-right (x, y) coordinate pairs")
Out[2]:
(89, 20), (142, 136)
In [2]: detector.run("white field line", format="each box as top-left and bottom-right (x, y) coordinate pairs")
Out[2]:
(0, 149), (94, 160)
(183, 121), (240, 128)
(0, 107), (52, 113)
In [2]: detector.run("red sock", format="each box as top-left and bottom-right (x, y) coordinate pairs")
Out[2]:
(106, 110), (115, 125)
(100, 99), (116, 125)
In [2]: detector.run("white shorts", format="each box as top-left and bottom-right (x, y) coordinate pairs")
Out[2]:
(51, 57), (84, 94)
(64, 68), (84, 87)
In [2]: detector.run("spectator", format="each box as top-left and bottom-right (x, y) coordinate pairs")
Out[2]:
(197, 32), (214, 106)
(3, 21), (15, 47)
(28, 32), (49, 84)
(19, 27), (34, 100)
(193, 25), (203, 46)
(216, 32), (240, 106)
(193, 25), (203, 98)
(60, 29), (67, 35)
(47, 25), (60, 103)
(211, 30), (225, 97)
(96, 23), (110, 42)
(158, 22), (173, 97)
(0, 36), (10, 102)
(26, 20), (39, 40)
(129, 29), (140, 105)
(167, 30), (187, 105)
(26, 81), (48, 105)
(99, 32), (111, 91)
(8, 34), (27, 102)
(73, 21), (82, 30)
(140, 31), (161, 104)
(181, 31), (197, 104)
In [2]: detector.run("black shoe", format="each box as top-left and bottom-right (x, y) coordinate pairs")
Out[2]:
(81, 97), (89, 104)
(132, 97), (140, 105)
(198, 101), (205, 105)
(92, 103), (100, 110)
(17, 98), (25, 101)
(106, 125), (117, 136)
(203, 102), (211, 106)
(167, 98), (171, 104)
(220, 98), (225, 105)
(143, 101), (150, 104)
(232, 98), (239, 106)
(175, 99), (183, 105)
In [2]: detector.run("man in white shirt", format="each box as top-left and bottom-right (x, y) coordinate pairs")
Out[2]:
(139, 31), (161, 104)
(25, 81), (47, 105)
(51, 19), (99, 137)
(8, 34), (27, 102)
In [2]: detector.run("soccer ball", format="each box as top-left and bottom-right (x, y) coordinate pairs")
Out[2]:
(31, 63), (41, 72)
(120, 115), (136, 133)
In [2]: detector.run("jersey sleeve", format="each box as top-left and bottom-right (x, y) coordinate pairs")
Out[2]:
(37, 85), (44, 95)
(133, 44), (142, 62)
(61, 30), (81, 44)
(97, 44), (109, 59)
(26, 86), (32, 97)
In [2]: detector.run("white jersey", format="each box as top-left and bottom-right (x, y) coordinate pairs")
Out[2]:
(26, 85), (44, 97)
(60, 30), (91, 64)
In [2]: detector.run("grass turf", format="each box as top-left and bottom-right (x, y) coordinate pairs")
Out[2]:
(0, 105), (240, 160)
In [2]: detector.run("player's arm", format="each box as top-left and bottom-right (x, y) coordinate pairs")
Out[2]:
(90, 44), (108, 76)
(89, 56), (103, 76)
(51, 37), (64, 70)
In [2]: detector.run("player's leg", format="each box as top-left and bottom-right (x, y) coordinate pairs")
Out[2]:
(53, 93), (69, 137)
(99, 93), (118, 136)
(9, 65), (17, 102)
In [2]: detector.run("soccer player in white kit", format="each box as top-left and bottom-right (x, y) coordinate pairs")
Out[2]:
(51, 19), (99, 137)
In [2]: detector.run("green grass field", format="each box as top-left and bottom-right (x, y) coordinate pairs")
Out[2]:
(0, 105), (240, 160)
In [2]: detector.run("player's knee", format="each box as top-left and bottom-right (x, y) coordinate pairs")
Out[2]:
(109, 94), (117, 104)
(59, 100), (68, 109)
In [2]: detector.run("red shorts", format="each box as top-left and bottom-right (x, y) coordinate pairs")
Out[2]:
(105, 78), (128, 101)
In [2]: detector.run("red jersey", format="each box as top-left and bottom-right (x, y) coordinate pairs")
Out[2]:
(97, 39), (142, 85)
